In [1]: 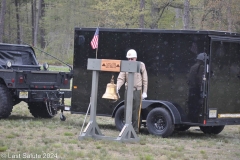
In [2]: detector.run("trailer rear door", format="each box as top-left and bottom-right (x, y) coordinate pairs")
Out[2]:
(208, 36), (240, 120)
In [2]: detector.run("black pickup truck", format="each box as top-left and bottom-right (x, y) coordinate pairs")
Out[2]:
(0, 43), (72, 120)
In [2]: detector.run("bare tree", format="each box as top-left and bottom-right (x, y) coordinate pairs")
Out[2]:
(40, 0), (45, 48)
(183, 0), (190, 29)
(34, 0), (42, 47)
(0, 0), (6, 43)
(227, 0), (232, 32)
(15, 0), (21, 44)
(32, 0), (36, 45)
(150, 2), (171, 29)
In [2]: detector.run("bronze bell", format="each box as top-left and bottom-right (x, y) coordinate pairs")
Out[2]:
(102, 75), (119, 101)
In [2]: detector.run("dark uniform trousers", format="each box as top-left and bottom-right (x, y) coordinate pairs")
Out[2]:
(124, 89), (142, 133)
(188, 87), (202, 122)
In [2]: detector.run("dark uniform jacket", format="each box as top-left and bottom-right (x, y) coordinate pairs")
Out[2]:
(188, 62), (204, 88)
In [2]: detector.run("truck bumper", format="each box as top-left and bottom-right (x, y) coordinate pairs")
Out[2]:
(17, 89), (63, 102)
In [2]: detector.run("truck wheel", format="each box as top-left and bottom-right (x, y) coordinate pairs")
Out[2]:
(199, 125), (225, 134)
(114, 105), (125, 131)
(146, 108), (174, 138)
(28, 102), (57, 118)
(0, 84), (13, 118)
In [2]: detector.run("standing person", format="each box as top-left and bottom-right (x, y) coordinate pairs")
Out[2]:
(117, 49), (148, 133)
(187, 53), (205, 122)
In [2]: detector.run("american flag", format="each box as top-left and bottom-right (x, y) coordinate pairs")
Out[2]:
(90, 28), (99, 49)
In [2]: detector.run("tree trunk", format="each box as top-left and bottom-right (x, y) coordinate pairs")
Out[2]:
(183, 0), (190, 29)
(32, 0), (36, 45)
(0, 0), (6, 43)
(139, 0), (145, 28)
(15, 0), (21, 44)
(175, 8), (181, 28)
(40, 0), (45, 48)
(34, 0), (42, 47)
(227, 0), (232, 32)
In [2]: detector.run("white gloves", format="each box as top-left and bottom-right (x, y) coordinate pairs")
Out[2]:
(116, 87), (120, 98)
(142, 92), (147, 99)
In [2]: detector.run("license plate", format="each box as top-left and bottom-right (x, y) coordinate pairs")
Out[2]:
(209, 109), (217, 118)
(19, 91), (28, 98)
(64, 106), (70, 111)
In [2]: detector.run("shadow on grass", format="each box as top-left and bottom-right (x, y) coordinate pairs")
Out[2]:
(98, 124), (116, 130)
(137, 127), (231, 139)
(4, 114), (233, 140)
(6, 115), (35, 120)
(6, 114), (63, 122)
(172, 130), (209, 138)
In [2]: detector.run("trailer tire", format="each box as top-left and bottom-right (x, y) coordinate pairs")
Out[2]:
(0, 84), (13, 118)
(146, 107), (174, 137)
(199, 125), (225, 134)
(28, 102), (57, 118)
(114, 105), (125, 131)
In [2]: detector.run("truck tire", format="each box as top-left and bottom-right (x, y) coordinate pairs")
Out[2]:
(28, 102), (57, 118)
(199, 125), (225, 134)
(146, 107), (174, 138)
(0, 84), (13, 118)
(114, 105), (125, 131)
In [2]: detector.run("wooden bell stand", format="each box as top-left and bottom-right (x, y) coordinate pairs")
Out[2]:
(78, 58), (140, 143)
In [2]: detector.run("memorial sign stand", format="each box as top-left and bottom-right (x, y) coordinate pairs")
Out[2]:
(78, 58), (140, 143)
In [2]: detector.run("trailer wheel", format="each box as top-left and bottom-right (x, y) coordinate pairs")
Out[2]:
(146, 108), (174, 137)
(0, 84), (13, 118)
(199, 125), (225, 134)
(114, 105), (125, 131)
(28, 102), (57, 118)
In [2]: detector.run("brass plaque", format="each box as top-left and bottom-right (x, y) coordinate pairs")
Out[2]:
(101, 59), (121, 72)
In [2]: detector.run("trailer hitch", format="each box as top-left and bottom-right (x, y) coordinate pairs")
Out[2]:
(44, 91), (66, 121)
(58, 91), (66, 121)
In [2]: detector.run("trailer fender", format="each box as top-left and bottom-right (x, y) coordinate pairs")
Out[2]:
(111, 101), (125, 118)
(112, 100), (182, 124)
(141, 100), (182, 124)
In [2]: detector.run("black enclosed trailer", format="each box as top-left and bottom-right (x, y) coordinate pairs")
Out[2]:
(71, 28), (240, 137)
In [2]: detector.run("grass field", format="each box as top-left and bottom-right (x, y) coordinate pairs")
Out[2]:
(0, 102), (240, 160)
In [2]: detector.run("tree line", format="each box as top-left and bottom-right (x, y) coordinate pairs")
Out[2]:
(0, 0), (239, 64)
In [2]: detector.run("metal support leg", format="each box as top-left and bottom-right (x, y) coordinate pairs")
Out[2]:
(116, 72), (139, 142)
(79, 71), (103, 140)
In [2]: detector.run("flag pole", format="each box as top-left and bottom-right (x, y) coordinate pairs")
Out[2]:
(96, 23), (100, 59)
(96, 48), (98, 59)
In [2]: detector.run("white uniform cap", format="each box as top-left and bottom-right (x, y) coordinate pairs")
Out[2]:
(126, 49), (137, 58)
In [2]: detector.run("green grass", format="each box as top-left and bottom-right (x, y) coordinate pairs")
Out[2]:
(0, 146), (8, 152)
(0, 102), (240, 160)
